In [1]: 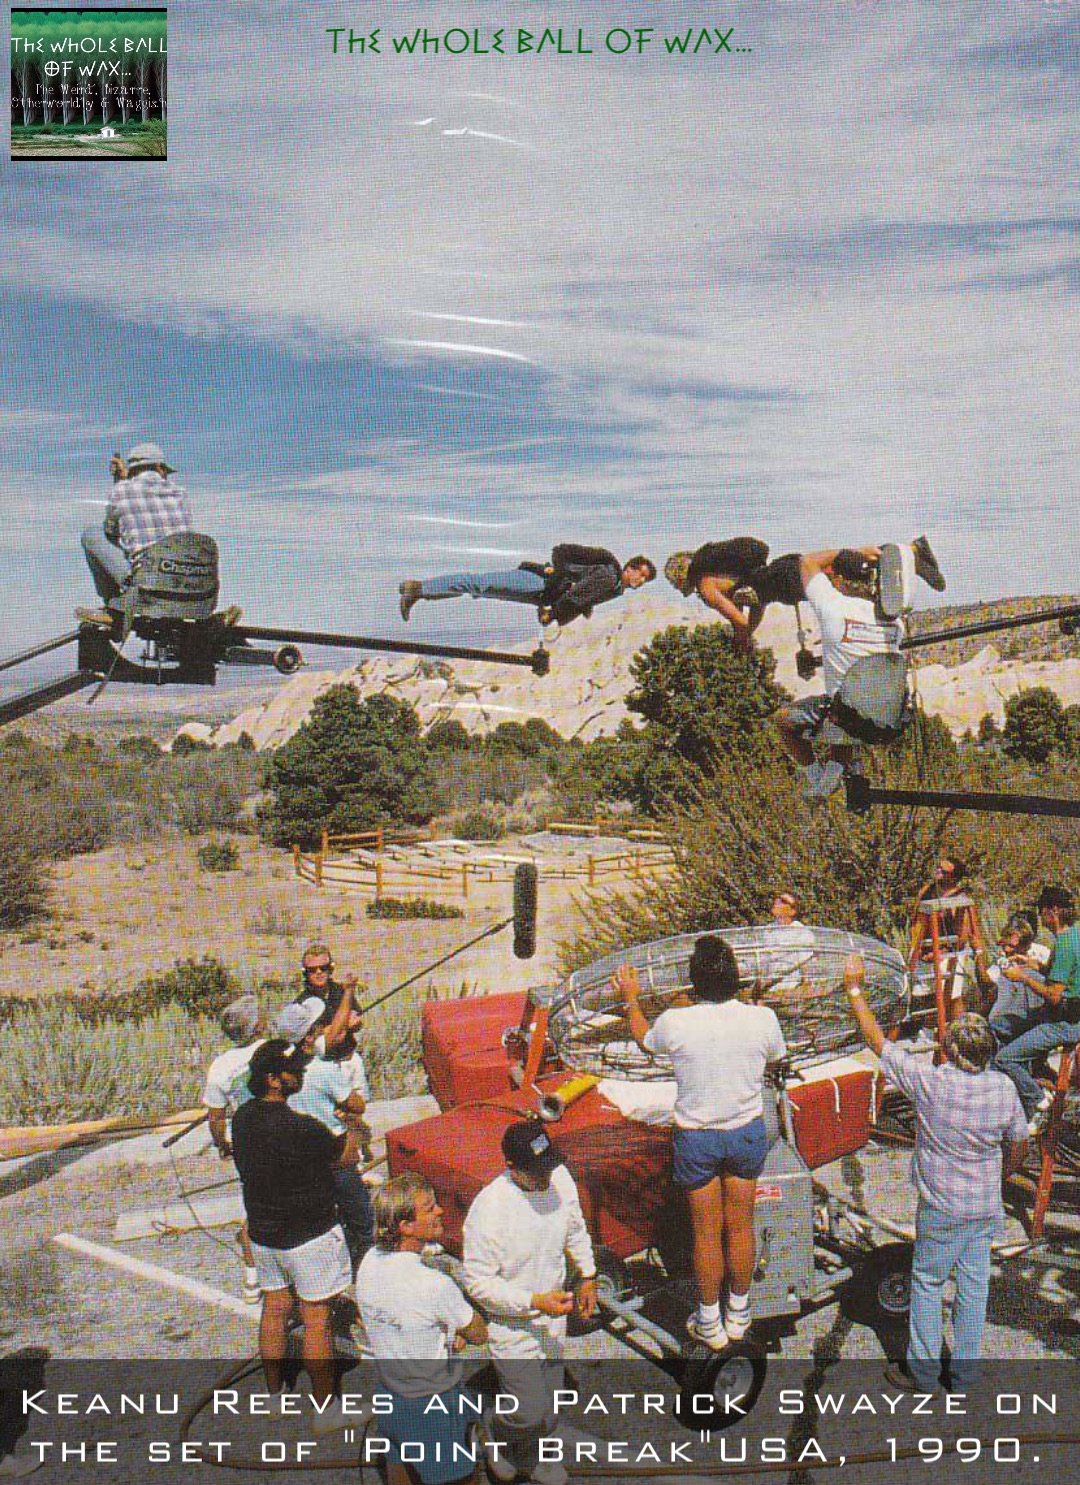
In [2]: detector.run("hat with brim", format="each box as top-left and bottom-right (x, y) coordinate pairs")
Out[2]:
(126, 441), (175, 473)
(273, 996), (325, 1044)
(502, 1118), (560, 1175)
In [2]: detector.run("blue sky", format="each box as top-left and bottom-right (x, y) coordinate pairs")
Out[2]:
(3, 1), (1080, 656)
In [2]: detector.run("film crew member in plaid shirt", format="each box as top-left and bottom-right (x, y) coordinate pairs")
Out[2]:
(843, 954), (1028, 1395)
(81, 441), (193, 605)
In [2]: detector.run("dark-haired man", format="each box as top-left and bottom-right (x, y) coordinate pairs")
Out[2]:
(994, 885), (1080, 1130)
(616, 934), (786, 1352)
(231, 1039), (359, 1430)
(398, 546), (656, 627)
(844, 958), (1027, 1393)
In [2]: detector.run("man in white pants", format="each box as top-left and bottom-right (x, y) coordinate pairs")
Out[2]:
(462, 1120), (598, 1485)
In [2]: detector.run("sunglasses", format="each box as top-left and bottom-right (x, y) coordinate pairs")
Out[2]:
(304, 962), (333, 975)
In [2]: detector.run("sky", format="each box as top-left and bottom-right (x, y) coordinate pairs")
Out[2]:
(3, 1), (1080, 659)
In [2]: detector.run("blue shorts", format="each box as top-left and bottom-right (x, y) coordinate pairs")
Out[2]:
(672, 1118), (769, 1188)
(380, 1386), (476, 1485)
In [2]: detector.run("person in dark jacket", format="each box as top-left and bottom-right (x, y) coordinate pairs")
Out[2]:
(665, 536), (945, 648)
(398, 546), (655, 625)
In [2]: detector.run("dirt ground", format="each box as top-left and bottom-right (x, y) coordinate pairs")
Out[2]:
(0, 834), (589, 1002)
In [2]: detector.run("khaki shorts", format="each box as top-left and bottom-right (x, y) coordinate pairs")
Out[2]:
(251, 1223), (351, 1302)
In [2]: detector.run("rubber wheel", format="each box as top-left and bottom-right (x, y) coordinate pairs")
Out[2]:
(567, 1246), (630, 1336)
(677, 1343), (768, 1431)
(841, 1241), (913, 1329)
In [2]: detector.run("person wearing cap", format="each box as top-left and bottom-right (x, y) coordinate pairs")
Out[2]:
(774, 545), (913, 800)
(275, 997), (374, 1269)
(461, 1118), (597, 1485)
(81, 443), (194, 606)
(398, 546), (655, 627)
(230, 1038), (360, 1430)
(201, 994), (267, 1303)
(616, 934), (786, 1354)
(356, 1175), (488, 1485)
(843, 955), (1027, 1394)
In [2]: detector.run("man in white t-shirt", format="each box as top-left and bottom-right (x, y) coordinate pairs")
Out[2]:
(201, 994), (267, 1304)
(617, 934), (786, 1352)
(775, 547), (906, 799)
(761, 890), (816, 996)
(356, 1175), (488, 1485)
(462, 1120), (597, 1485)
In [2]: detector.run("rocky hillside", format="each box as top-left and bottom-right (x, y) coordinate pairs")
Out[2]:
(175, 594), (1080, 750)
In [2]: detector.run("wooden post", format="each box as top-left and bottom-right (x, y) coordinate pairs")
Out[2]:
(462, 864), (469, 899)
(292, 844), (301, 876)
(314, 849), (323, 889)
(587, 855), (595, 887)
(376, 825), (384, 854)
(375, 858), (384, 902)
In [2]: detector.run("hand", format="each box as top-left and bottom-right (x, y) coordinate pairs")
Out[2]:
(531, 1290), (575, 1318)
(216, 1141), (232, 1162)
(109, 454), (127, 480)
(574, 1277), (598, 1322)
(340, 972), (358, 993)
(844, 953), (865, 995)
(612, 965), (641, 1003)
(452, 1334), (466, 1353)
(1003, 964), (1027, 983)
(538, 605), (554, 626)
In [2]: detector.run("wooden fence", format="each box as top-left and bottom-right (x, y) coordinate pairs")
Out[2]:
(292, 821), (674, 900)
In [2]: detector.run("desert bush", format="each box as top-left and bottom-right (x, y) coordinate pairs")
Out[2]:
(1003, 687), (1071, 764)
(425, 719), (472, 752)
(0, 1003), (221, 1125)
(263, 687), (439, 848)
(0, 823), (46, 929)
(448, 805), (505, 841)
(367, 897), (464, 921)
(197, 838), (240, 872)
(135, 956), (242, 1019)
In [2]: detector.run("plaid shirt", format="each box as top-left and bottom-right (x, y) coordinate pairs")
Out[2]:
(880, 1040), (1027, 1219)
(105, 470), (193, 559)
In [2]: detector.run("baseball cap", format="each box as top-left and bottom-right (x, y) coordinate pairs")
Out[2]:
(502, 1118), (560, 1175)
(247, 1038), (308, 1085)
(220, 994), (260, 1043)
(273, 996), (324, 1044)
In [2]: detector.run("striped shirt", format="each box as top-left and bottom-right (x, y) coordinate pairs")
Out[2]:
(105, 470), (193, 559)
(880, 1040), (1027, 1219)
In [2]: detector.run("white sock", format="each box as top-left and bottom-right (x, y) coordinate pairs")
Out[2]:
(698, 1301), (721, 1324)
(727, 1291), (749, 1311)
(244, 1266), (258, 1284)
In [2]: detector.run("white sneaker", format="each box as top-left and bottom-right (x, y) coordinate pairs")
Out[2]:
(531, 1464), (568, 1485)
(472, 1416), (517, 1483)
(686, 1314), (730, 1352)
(803, 759), (845, 800)
(723, 1304), (752, 1342)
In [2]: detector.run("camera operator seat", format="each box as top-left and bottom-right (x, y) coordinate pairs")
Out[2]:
(107, 532), (221, 635)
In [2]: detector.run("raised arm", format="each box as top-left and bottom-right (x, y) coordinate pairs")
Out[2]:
(842, 953), (885, 1056)
(613, 965), (651, 1050)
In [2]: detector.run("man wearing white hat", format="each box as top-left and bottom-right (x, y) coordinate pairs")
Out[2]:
(81, 442), (194, 605)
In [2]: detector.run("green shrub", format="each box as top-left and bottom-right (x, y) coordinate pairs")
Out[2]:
(367, 897), (464, 921)
(0, 823), (46, 928)
(197, 838), (240, 872)
(135, 956), (242, 1019)
(449, 805), (505, 841)
(425, 720), (472, 752)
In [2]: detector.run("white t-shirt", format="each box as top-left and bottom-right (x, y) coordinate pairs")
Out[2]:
(643, 1000), (786, 1130)
(805, 571), (903, 697)
(355, 1248), (474, 1398)
(761, 919), (816, 993)
(201, 1040), (265, 1113)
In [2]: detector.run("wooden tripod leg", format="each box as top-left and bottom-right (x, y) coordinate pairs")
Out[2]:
(1029, 1044), (1077, 1240)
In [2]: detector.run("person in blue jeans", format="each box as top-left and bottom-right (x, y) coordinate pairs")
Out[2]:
(994, 885), (1080, 1130)
(844, 956), (1028, 1394)
(398, 545), (655, 626)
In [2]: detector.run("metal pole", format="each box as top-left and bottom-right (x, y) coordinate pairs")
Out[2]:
(234, 623), (549, 674)
(902, 601), (1080, 653)
(0, 629), (80, 675)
